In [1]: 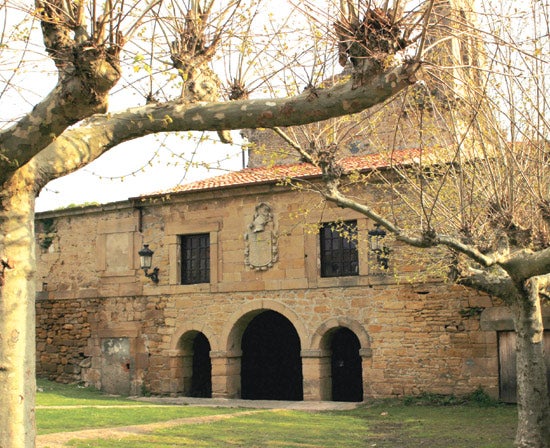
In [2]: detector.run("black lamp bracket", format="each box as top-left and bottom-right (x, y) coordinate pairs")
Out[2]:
(143, 267), (159, 284)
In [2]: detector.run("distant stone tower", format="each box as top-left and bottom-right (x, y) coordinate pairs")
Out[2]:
(245, 0), (486, 168)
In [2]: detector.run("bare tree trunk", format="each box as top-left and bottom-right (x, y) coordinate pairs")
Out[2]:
(512, 278), (550, 448)
(0, 179), (37, 448)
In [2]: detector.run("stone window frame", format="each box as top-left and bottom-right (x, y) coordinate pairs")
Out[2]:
(166, 221), (220, 291)
(319, 219), (359, 278)
(180, 233), (211, 285)
(304, 215), (371, 288)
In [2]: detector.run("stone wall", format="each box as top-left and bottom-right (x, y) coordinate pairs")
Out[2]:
(36, 296), (99, 383)
(35, 182), (505, 399)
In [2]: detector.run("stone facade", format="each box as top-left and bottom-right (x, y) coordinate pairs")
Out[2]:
(34, 0), (550, 402)
(35, 173), (538, 402)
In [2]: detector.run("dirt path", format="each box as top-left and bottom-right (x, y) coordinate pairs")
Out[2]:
(36, 409), (264, 448)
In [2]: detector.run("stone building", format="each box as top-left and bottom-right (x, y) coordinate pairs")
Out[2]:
(35, 150), (549, 402)
(34, 0), (550, 402)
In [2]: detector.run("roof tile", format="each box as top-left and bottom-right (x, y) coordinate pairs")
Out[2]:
(164, 148), (422, 194)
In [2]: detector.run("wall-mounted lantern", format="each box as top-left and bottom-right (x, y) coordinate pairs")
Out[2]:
(368, 224), (390, 270)
(138, 244), (159, 284)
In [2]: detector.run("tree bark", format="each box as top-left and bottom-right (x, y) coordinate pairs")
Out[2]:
(321, 180), (550, 447)
(0, 58), (121, 186)
(512, 277), (550, 448)
(25, 61), (419, 189)
(0, 175), (37, 447)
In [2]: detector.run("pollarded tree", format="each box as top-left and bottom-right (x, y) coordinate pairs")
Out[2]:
(0, 0), (429, 446)
(276, 1), (549, 446)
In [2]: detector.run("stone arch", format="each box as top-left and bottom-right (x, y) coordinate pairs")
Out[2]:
(221, 299), (309, 355)
(219, 299), (308, 400)
(170, 321), (219, 353)
(241, 310), (303, 400)
(310, 318), (370, 402)
(310, 317), (371, 353)
(168, 323), (215, 398)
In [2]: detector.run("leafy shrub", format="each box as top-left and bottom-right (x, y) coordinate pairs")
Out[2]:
(403, 387), (500, 407)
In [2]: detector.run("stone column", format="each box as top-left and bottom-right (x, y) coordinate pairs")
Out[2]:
(211, 350), (242, 398)
(167, 350), (184, 396)
(301, 349), (331, 401)
(360, 347), (373, 401)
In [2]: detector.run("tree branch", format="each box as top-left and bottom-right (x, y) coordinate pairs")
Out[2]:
(457, 269), (521, 305)
(322, 177), (495, 267)
(25, 60), (420, 189)
(0, 1), (123, 186)
(0, 59), (120, 186)
(499, 247), (550, 283)
(272, 127), (313, 163)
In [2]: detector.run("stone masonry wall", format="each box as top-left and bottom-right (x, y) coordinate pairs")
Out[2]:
(93, 283), (496, 398)
(35, 183), (503, 399)
(36, 297), (100, 383)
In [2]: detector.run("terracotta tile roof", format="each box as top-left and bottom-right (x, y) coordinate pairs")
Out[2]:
(166, 148), (423, 194)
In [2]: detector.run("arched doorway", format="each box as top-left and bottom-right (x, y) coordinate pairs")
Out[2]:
(330, 327), (363, 402)
(189, 332), (212, 397)
(241, 310), (303, 400)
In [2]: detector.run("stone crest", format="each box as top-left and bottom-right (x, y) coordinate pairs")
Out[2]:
(244, 203), (278, 271)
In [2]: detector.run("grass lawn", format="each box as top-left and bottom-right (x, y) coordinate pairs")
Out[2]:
(37, 378), (142, 406)
(36, 378), (241, 434)
(66, 405), (517, 448)
(36, 379), (517, 447)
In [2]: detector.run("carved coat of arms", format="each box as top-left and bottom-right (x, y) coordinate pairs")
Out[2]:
(244, 203), (278, 271)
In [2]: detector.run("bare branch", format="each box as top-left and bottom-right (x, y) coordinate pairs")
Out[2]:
(457, 269), (520, 305)
(272, 127), (313, 164)
(27, 59), (420, 188)
(322, 176), (496, 267)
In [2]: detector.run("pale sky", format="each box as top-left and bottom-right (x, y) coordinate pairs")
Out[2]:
(35, 133), (246, 212)
(2, 10), (248, 213)
(3, 1), (297, 212)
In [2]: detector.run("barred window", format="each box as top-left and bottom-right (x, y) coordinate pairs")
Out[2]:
(320, 221), (358, 277)
(181, 234), (210, 284)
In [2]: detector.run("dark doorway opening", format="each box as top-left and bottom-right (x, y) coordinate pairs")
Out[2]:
(241, 310), (303, 400)
(189, 333), (212, 398)
(331, 327), (363, 402)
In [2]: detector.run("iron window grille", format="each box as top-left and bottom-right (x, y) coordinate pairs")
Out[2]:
(320, 220), (359, 277)
(180, 233), (210, 284)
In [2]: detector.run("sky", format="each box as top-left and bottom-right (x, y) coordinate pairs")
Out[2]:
(2, 0), (544, 216)
(2, 0), (299, 213)
(1, 4), (250, 213)
(34, 133), (246, 212)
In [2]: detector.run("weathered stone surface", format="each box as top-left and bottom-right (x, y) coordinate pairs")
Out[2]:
(34, 182), (529, 399)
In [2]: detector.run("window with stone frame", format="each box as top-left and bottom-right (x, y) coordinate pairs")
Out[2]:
(180, 233), (210, 284)
(319, 220), (359, 277)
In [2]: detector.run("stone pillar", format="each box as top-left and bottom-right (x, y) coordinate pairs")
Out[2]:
(211, 350), (242, 398)
(360, 347), (373, 401)
(167, 350), (183, 396)
(166, 349), (196, 396)
(301, 349), (331, 401)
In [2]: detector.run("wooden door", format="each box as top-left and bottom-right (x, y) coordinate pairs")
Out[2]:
(498, 331), (550, 403)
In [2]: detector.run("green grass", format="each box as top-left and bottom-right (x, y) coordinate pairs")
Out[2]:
(36, 378), (140, 406)
(36, 379), (240, 434)
(66, 404), (517, 448)
(36, 380), (517, 447)
(37, 406), (244, 435)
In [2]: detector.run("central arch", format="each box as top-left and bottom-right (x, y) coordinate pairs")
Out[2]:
(241, 310), (303, 400)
